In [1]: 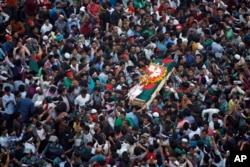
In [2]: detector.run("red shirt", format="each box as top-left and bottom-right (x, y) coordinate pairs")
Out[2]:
(87, 3), (101, 16)
(145, 152), (157, 160)
(25, 0), (44, 16)
(128, 7), (135, 13)
(80, 25), (93, 37)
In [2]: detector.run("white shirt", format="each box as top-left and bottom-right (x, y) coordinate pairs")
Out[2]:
(24, 142), (36, 154)
(32, 93), (45, 103)
(36, 128), (46, 141)
(82, 132), (93, 147)
(209, 119), (223, 130)
(2, 93), (16, 115)
(169, 0), (180, 8)
(188, 128), (201, 139)
(74, 94), (90, 109)
(0, 134), (8, 148)
(107, 116), (115, 129)
(91, 141), (109, 155)
(40, 23), (53, 35)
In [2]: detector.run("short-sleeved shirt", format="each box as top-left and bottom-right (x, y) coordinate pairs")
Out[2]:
(87, 4), (100, 16)
(74, 94), (91, 107)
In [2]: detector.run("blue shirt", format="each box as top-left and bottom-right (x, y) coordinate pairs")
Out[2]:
(164, 38), (174, 47)
(2, 93), (16, 115)
(49, 7), (65, 17)
(89, 155), (106, 164)
(2, 41), (15, 54)
(156, 42), (166, 55)
(127, 112), (139, 127)
(185, 54), (195, 65)
(16, 98), (35, 123)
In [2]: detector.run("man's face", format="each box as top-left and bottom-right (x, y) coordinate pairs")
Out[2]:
(81, 93), (86, 98)
(115, 4), (121, 11)
(7, 24), (12, 30)
(73, 2), (78, 7)
(201, 131), (207, 138)
(120, 113), (126, 119)
(50, 57), (55, 63)
(213, 117), (218, 123)
(45, 20), (50, 25)
(178, 65), (184, 72)
(130, 46), (136, 53)
(195, 55), (201, 63)
(152, 100), (158, 106)
(164, 2), (169, 8)
(56, 3), (62, 9)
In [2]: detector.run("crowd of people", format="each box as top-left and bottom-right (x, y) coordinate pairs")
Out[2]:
(0, 0), (250, 166)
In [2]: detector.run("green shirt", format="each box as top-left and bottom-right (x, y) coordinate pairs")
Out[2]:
(38, 161), (49, 167)
(134, 0), (146, 9)
(64, 78), (72, 88)
(141, 29), (155, 38)
(115, 117), (134, 127)
(19, 156), (36, 166)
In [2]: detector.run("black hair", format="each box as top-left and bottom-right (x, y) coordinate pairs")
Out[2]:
(18, 85), (25, 92)
(4, 86), (11, 92)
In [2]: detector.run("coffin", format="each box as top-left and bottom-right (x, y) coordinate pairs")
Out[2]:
(128, 58), (176, 107)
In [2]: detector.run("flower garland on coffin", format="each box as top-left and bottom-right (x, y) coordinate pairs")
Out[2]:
(127, 63), (168, 102)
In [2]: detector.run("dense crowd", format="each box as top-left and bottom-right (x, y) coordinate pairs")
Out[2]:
(0, 0), (250, 167)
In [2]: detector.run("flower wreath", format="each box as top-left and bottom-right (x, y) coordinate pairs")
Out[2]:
(140, 63), (167, 84)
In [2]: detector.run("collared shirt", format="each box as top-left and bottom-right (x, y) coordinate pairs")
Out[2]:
(7, 131), (25, 148)
(2, 93), (16, 115)
(54, 20), (67, 35)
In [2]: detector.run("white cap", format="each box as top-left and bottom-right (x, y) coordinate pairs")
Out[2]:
(26, 37), (32, 41)
(152, 112), (159, 118)
(43, 35), (49, 41)
(239, 42), (245, 48)
(80, 6), (86, 12)
(91, 109), (97, 114)
(64, 52), (71, 59)
(181, 138), (188, 143)
(36, 87), (41, 91)
(234, 54), (241, 60)
(35, 101), (43, 107)
(79, 34), (84, 38)
(59, 14), (64, 19)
